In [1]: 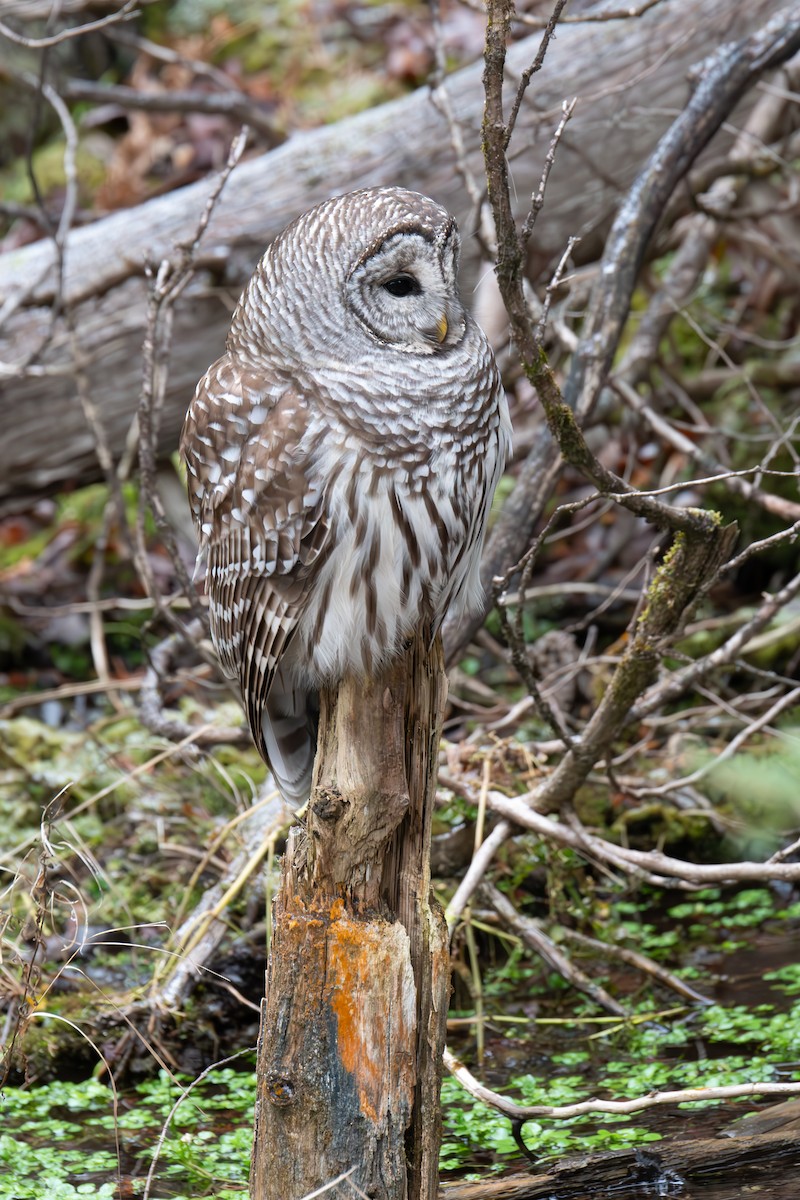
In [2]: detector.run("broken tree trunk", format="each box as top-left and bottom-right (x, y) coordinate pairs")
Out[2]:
(250, 629), (450, 1200)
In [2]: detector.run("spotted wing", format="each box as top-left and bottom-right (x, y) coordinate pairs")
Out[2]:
(181, 355), (329, 762)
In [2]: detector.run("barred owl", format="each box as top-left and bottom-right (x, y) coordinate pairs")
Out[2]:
(181, 187), (510, 804)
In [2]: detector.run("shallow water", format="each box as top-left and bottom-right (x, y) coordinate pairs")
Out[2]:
(441, 896), (800, 1198)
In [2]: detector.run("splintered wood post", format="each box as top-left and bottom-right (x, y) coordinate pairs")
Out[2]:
(250, 628), (450, 1200)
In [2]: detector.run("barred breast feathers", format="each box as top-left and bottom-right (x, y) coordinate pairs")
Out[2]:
(182, 342), (508, 705)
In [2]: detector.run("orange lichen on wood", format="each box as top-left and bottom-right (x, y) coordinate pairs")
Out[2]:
(327, 909), (416, 1123)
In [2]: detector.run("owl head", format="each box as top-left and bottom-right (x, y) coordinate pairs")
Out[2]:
(231, 187), (468, 361)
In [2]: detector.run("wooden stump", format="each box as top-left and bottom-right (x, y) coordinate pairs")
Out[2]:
(250, 630), (450, 1200)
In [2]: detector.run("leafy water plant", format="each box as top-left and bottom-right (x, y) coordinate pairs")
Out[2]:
(440, 883), (800, 1171)
(0, 1067), (254, 1200)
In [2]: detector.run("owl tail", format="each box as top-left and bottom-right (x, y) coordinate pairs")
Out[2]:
(262, 673), (319, 807)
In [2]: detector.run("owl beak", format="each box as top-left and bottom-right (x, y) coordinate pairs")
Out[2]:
(436, 314), (448, 343)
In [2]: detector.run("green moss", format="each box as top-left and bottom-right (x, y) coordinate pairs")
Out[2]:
(0, 135), (109, 208)
(688, 729), (800, 845)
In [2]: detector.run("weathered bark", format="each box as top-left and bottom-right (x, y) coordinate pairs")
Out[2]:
(250, 630), (449, 1200)
(0, 0), (784, 512)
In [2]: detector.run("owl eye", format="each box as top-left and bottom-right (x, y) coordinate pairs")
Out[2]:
(382, 274), (420, 298)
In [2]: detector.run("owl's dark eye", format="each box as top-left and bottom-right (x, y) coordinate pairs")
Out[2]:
(382, 274), (420, 298)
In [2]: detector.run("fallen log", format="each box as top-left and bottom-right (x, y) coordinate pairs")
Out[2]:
(438, 1126), (800, 1200)
(0, 0), (784, 511)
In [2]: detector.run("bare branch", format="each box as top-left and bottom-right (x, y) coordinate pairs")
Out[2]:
(722, 519), (800, 574)
(0, 676), (145, 721)
(61, 79), (280, 143)
(445, 821), (514, 934)
(482, 2), (800, 540)
(504, 0), (569, 149)
(459, 0), (668, 29)
(429, 0), (484, 217)
(534, 233), (579, 345)
(522, 99), (577, 247)
(483, 882), (627, 1015)
(139, 625), (246, 747)
(0, 1), (138, 48)
(136, 128), (248, 631)
(530, 523), (737, 811)
(487, 790), (800, 884)
(630, 567), (800, 721)
(443, 1049), (800, 1121)
(630, 686), (800, 798)
(557, 926), (713, 1005)
(107, 26), (255, 94)
(564, 12), (800, 422)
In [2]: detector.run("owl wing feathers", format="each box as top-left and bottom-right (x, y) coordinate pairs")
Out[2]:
(182, 357), (330, 763)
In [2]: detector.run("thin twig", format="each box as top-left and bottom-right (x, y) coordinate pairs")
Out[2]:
(139, 624), (248, 745)
(482, 0), (793, 538)
(628, 686), (800, 799)
(534, 234), (579, 345)
(504, 0), (569, 150)
(0, 0), (137, 48)
(631, 567), (800, 721)
(0, 676), (146, 720)
(522, 99), (577, 248)
(557, 926), (713, 1005)
(61, 79), (279, 142)
(136, 128), (248, 632)
(446, 821), (514, 934)
(444, 1049), (800, 1121)
(429, 0), (484, 217)
(142, 1048), (255, 1200)
(107, 26), (244, 92)
(459, 0), (666, 29)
